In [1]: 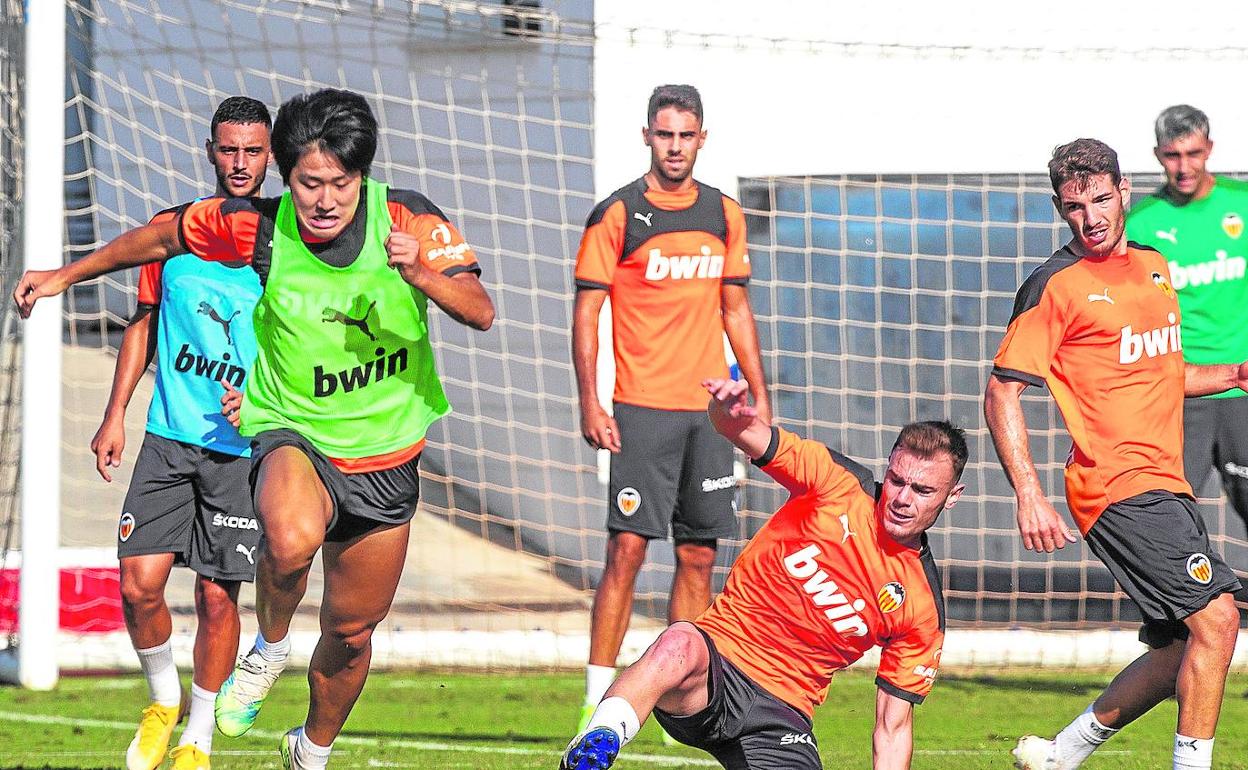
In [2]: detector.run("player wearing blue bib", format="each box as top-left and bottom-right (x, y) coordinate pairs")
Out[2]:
(89, 97), (272, 770)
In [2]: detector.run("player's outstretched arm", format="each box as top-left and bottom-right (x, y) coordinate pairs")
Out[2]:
(90, 305), (158, 482)
(12, 218), (182, 319)
(1184, 361), (1248, 397)
(572, 287), (620, 452)
(984, 373), (1077, 552)
(721, 284), (772, 426)
(704, 378), (770, 459)
(872, 688), (914, 770)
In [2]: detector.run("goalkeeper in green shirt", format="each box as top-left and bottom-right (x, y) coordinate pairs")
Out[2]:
(1126, 104), (1248, 533)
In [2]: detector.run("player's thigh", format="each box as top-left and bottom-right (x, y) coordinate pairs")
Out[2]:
(117, 434), (198, 560)
(1182, 398), (1219, 494)
(189, 449), (260, 582)
(673, 412), (736, 542)
(1085, 491), (1240, 624)
(252, 441), (334, 552)
(320, 520), (411, 632)
(608, 404), (685, 538)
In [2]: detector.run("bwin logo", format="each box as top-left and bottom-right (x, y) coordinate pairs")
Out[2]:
(314, 346), (411, 397)
(644, 246), (725, 281)
(783, 544), (869, 637)
(1118, 313), (1182, 364)
(174, 344), (245, 387)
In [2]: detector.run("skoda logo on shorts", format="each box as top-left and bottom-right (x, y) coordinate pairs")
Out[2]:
(616, 487), (641, 517)
(118, 512), (136, 542)
(1186, 553), (1213, 585)
(877, 582), (906, 613)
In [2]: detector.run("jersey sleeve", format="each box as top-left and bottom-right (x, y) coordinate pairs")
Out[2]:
(721, 196), (750, 285)
(992, 267), (1070, 387)
(876, 615), (943, 705)
(177, 197), (258, 263)
(387, 191), (481, 278)
(752, 427), (868, 499)
(137, 262), (163, 306)
(573, 198), (626, 291)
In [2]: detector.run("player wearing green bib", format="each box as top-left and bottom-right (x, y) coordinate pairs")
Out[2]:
(12, 89), (495, 770)
(1126, 104), (1248, 530)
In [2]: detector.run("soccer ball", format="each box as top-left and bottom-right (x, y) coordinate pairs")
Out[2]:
(1012, 735), (1058, 770)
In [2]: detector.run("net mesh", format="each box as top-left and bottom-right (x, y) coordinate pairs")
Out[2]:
(0, 0), (1243, 664)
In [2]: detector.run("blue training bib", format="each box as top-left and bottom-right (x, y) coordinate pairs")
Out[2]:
(145, 254), (261, 456)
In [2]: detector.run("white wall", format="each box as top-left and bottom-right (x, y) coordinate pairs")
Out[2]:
(593, 0), (1248, 200)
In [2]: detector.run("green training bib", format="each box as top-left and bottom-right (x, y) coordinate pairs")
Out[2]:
(240, 177), (451, 455)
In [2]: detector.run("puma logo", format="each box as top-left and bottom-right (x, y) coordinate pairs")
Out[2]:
(235, 544), (256, 566)
(197, 302), (241, 344)
(1087, 288), (1114, 305)
(633, 211), (653, 227)
(322, 300), (377, 341)
(1176, 738), (1198, 751)
(838, 514), (856, 544)
(1155, 228), (1178, 244)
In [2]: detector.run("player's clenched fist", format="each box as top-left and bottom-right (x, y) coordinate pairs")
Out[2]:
(384, 227), (428, 288)
(13, 268), (68, 319)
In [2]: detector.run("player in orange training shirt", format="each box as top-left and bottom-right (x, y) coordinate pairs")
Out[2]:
(561, 378), (965, 770)
(985, 138), (1245, 770)
(572, 84), (771, 730)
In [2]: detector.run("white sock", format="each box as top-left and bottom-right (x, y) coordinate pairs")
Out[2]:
(135, 640), (181, 707)
(584, 664), (616, 706)
(178, 683), (216, 753)
(255, 631), (291, 664)
(1173, 734), (1213, 769)
(293, 725), (333, 770)
(1054, 705), (1118, 768)
(586, 696), (641, 747)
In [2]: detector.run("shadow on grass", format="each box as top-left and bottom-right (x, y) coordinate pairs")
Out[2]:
(344, 728), (554, 745)
(938, 673), (1107, 696)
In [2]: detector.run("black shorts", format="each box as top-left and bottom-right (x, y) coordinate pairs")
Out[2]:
(249, 429), (421, 543)
(608, 403), (736, 541)
(1085, 490), (1241, 647)
(654, 625), (821, 770)
(117, 433), (259, 582)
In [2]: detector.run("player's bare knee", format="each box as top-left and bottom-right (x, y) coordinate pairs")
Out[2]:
(673, 543), (716, 577)
(326, 618), (378, 657)
(261, 531), (319, 576)
(647, 623), (707, 679)
(1188, 593), (1239, 649)
(119, 572), (163, 613)
(194, 578), (239, 625)
(604, 533), (648, 576)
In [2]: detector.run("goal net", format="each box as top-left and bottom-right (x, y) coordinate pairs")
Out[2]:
(0, 0), (1243, 674)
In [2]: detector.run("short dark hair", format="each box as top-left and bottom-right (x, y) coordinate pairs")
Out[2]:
(1048, 138), (1122, 192)
(891, 420), (968, 482)
(272, 88), (378, 184)
(1155, 104), (1210, 146)
(647, 84), (703, 125)
(210, 96), (272, 136)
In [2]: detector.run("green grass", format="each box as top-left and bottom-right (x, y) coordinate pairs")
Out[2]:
(0, 669), (1246, 769)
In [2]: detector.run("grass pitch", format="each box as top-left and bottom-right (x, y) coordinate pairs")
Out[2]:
(0, 669), (1246, 769)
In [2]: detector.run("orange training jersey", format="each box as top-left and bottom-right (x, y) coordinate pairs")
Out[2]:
(574, 178), (750, 411)
(696, 428), (946, 718)
(992, 242), (1190, 533)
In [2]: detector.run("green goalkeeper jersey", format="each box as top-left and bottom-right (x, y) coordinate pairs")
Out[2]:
(1126, 176), (1248, 398)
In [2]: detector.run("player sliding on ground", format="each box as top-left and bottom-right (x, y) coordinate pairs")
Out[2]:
(14, 88), (495, 770)
(561, 377), (965, 770)
(985, 138), (1245, 770)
